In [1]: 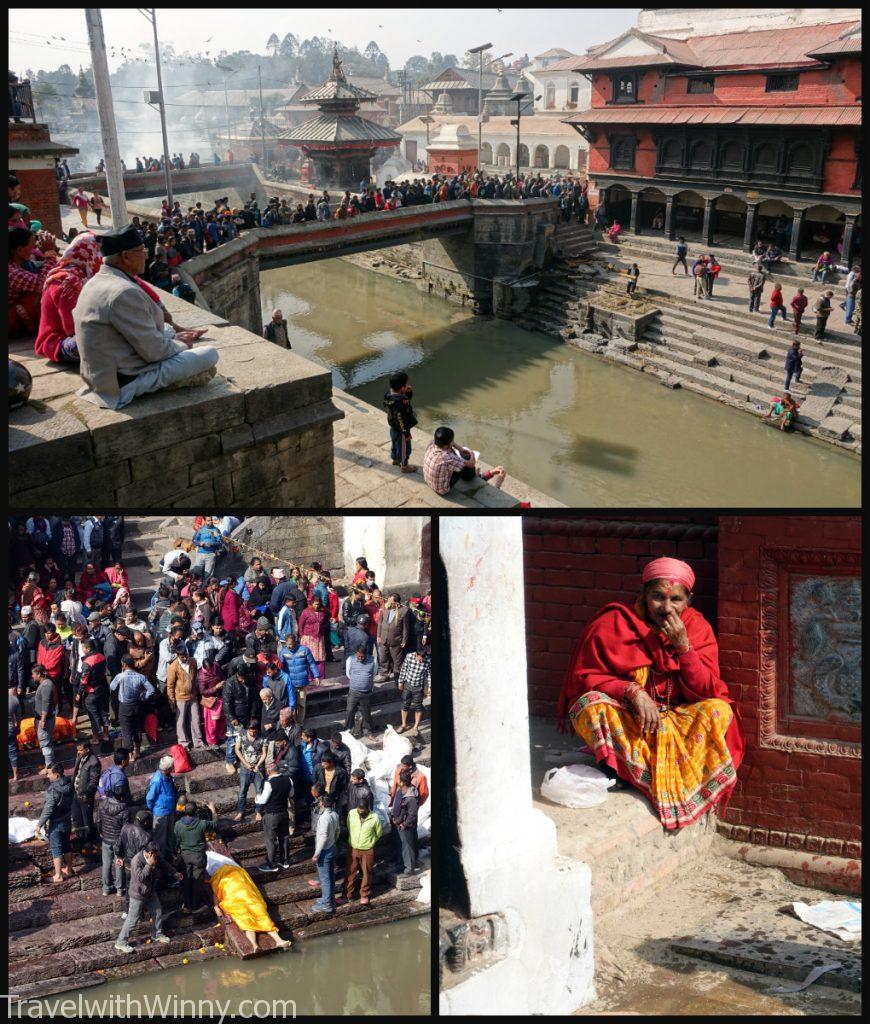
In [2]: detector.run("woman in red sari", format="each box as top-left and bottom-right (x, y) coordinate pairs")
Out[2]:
(557, 557), (744, 830)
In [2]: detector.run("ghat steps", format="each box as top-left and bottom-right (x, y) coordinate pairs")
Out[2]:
(517, 248), (861, 452)
(8, 736), (429, 999)
(596, 231), (837, 283)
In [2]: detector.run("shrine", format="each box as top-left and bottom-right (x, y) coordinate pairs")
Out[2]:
(278, 46), (401, 189)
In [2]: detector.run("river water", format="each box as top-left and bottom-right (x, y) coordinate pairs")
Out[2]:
(13, 916), (430, 1017)
(259, 260), (861, 508)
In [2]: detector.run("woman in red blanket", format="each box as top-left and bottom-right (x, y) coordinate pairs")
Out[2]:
(34, 231), (102, 363)
(556, 557), (744, 829)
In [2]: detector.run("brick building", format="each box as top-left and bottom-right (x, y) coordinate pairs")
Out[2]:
(523, 515), (861, 881)
(564, 20), (862, 265)
(8, 120), (78, 237)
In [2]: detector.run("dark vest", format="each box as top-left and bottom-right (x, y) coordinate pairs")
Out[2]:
(262, 774), (291, 814)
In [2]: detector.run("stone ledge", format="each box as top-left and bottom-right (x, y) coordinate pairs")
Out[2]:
(9, 292), (343, 507)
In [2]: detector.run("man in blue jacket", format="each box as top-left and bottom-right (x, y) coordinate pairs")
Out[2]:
(145, 755), (178, 857)
(191, 517), (222, 578)
(279, 632), (319, 725)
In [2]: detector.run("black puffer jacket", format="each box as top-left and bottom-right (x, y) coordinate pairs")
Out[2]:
(97, 795), (131, 844)
(73, 752), (101, 799)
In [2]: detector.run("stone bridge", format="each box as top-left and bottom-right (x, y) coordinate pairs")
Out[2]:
(69, 162), (256, 200)
(177, 197), (560, 329)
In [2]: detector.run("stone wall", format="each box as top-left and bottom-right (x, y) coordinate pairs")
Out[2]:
(9, 294), (343, 508)
(181, 243), (262, 334)
(522, 516), (719, 717)
(423, 198), (559, 315)
(224, 516), (345, 579)
(715, 515), (861, 862)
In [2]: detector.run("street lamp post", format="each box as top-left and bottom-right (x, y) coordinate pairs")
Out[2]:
(468, 42), (492, 174)
(215, 62), (236, 158)
(510, 91), (541, 185)
(139, 8), (172, 207)
(419, 114), (434, 168)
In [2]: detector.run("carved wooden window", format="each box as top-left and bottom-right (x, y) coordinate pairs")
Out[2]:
(765, 72), (800, 92)
(610, 134), (636, 170)
(720, 140), (744, 170)
(754, 142), (778, 171)
(787, 142), (814, 174)
(661, 137), (682, 166)
(689, 139), (713, 170)
(614, 73), (638, 103)
(687, 76), (714, 94)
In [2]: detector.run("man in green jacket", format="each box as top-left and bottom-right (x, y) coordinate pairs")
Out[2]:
(172, 799), (219, 912)
(343, 795), (382, 905)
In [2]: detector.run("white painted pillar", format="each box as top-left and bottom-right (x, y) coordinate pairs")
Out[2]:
(440, 516), (595, 1016)
(342, 515), (423, 590)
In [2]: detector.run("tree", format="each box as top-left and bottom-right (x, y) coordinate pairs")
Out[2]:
(364, 41), (381, 62)
(75, 66), (95, 98)
(279, 32), (298, 57)
(267, 33), (280, 57)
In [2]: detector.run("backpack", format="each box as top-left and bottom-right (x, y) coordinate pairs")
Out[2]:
(89, 519), (104, 549)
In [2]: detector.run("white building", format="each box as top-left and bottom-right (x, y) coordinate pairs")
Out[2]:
(398, 113), (587, 173)
(524, 52), (589, 115)
(636, 6), (862, 37)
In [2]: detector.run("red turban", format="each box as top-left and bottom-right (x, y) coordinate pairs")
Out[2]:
(641, 557), (695, 592)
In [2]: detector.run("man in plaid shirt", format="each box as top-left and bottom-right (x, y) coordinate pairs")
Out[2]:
(396, 650), (430, 738)
(423, 426), (505, 496)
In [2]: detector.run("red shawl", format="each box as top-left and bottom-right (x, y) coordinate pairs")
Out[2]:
(556, 602), (744, 770)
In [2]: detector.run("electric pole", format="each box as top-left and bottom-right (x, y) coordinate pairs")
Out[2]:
(84, 9), (128, 227)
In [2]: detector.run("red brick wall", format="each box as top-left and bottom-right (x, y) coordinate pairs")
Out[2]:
(717, 515), (861, 856)
(15, 167), (63, 237)
(587, 57), (860, 195)
(523, 516), (719, 717)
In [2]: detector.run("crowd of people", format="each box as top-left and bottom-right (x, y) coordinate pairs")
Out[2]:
(9, 514), (432, 949)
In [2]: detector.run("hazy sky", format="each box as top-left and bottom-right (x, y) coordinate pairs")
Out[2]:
(9, 8), (640, 77)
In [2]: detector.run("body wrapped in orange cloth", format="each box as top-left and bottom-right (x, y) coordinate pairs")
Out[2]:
(557, 600), (744, 829)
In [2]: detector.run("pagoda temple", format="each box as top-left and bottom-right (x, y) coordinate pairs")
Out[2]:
(278, 47), (400, 189)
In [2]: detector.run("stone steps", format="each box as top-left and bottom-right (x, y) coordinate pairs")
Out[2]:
(643, 326), (862, 413)
(530, 719), (718, 920)
(539, 274), (862, 370)
(645, 324), (862, 414)
(597, 235), (834, 282)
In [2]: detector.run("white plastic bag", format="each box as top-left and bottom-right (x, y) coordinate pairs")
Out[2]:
(792, 900), (861, 942)
(8, 817), (39, 844)
(540, 763), (615, 809)
(381, 724), (412, 766)
(340, 730), (371, 772)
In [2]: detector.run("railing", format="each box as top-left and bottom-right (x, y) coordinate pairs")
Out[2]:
(8, 79), (37, 123)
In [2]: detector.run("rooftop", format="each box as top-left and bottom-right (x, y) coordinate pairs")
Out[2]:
(564, 104), (861, 128)
(569, 20), (861, 72)
(278, 114), (401, 145)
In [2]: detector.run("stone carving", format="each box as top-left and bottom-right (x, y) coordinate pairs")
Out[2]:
(790, 576), (862, 721)
(440, 911), (510, 984)
(758, 547), (861, 758)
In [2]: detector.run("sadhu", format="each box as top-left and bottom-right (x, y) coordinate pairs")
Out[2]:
(557, 557), (744, 829)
